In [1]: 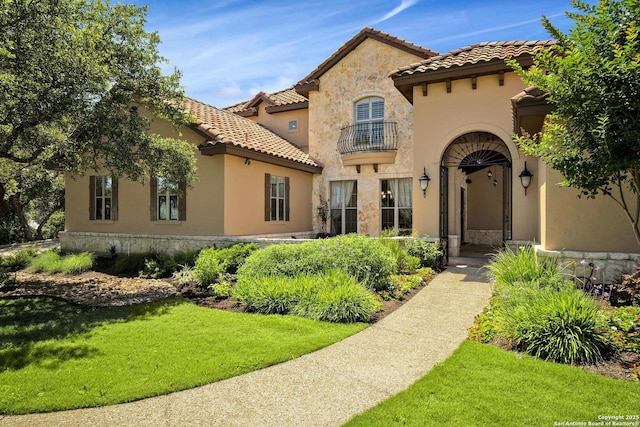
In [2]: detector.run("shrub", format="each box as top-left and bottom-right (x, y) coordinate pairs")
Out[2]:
(403, 238), (443, 269)
(193, 247), (224, 286)
(610, 264), (640, 307)
(171, 250), (199, 268)
(234, 270), (379, 323)
(467, 307), (495, 343)
(40, 210), (65, 239)
(497, 288), (608, 365)
(172, 265), (194, 285)
(379, 238), (420, 274)
(30, 251), (93, 274)
(215, 243), (258, 274)
(238, 235), (397, 291)
(604, 306), (640, 354)
(381, 273), (425, 301)
(485, 245), (563, 289)
(112, 253), (148, 276)
(0, 247), (38, 271)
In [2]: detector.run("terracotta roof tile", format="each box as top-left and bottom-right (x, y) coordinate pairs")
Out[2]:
(296, 26), (438, 87)
(184, 97), (319, 168)
(223, 87), (308, 115)
(391, 40), (555, 77)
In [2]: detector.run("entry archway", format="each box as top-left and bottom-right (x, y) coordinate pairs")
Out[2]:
(440, 132), (512, 261)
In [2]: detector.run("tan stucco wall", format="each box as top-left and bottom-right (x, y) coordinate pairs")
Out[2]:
(249, 103), (309, 152)
(308, 38), (425, 236)
(411, 72), (539, 242)
(64, 109), (315, 249)
(222, 155), (314, 235)
(540, 165), (639, 252)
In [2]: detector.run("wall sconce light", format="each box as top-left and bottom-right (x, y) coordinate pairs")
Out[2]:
(244, 157), (251, 165)
(519, 161), (533, 195)
(419, 167), (431, 198)
(487, 169), (493, 179)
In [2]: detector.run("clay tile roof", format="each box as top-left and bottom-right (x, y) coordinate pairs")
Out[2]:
(296, 26), (438, 87)
(223, 87), (308, 115)
(391, 40), (555, 78)
(184, 97), (319, 169)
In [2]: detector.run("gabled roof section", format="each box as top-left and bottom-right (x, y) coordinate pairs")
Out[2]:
(391, 40), (555, 102)
(185, 97), (321, 173)
(295, 27), (438, 95)
(222, 87), (308, 117)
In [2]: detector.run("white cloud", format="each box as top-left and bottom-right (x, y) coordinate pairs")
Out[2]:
(373, 0), (419, 24)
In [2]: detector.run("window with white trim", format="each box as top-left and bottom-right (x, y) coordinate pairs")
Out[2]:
(381, 178), (412, 235)
(354, 97), (384, 145)
(265, 174), (289, 221)
(330, 180), (357, 235)
(90, 176), (117, 221)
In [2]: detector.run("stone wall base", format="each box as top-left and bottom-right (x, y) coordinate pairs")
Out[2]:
(59, 231), (315, 255)
(467, 230), (502, 246)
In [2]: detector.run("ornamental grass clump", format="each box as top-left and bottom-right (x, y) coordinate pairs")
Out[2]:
(238, 234), (396, 291)
(29, 251), (93, 274)
(234, 270), (378, 323)
(498, 288), (608, 365)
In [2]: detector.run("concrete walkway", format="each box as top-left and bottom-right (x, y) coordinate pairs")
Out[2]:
(0, 259), (491, 427)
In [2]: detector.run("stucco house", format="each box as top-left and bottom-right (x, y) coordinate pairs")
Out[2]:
(61, 27), (639, 277)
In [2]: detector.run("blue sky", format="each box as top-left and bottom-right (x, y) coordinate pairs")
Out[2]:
(131, 0), (581, 108)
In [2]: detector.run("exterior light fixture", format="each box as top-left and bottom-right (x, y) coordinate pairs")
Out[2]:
(519, 161), (533, 195)
(419, 167), (431, 198)
(487, 169), (493, 179)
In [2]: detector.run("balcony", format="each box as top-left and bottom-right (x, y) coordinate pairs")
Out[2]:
(337, 122), (398, 170)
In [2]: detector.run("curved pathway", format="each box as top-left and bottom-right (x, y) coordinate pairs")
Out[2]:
(0, 260), (491, 427)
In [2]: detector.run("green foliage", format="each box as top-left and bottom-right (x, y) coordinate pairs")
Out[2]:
(39, 210), (65, 240)
(112, 253), (148, 276)
(171, 264), (194, 286)
(604, 306), (640, 354)
(380, 273), (426, 301)
(215, 243), (258, 274)
(498, 289), (608, 365)
(29, 251), (93, 274)
(610, 264), (640, 306)
(403, 238), (443, 269)
(209, 282), (234, 298)
(0, 0), (198, 241)
(234, 270), (379, 323)
(467, 307), (495, 343)
(0, 214), (30, 244)
(485, 245), (564, 292)
(238, 235), (397, 291)
(0, 246), (38, 271)
(379, 237), (420, 274)
(192, 247), (224, 286)
(510, 0), (640, 244)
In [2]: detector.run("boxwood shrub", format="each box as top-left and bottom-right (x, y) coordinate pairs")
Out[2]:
(237, 234), (397, 291)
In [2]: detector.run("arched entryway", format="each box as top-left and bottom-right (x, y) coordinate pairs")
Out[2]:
(440, 132), (512, 261)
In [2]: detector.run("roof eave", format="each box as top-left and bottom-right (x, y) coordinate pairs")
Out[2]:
(198, 143), (323, 174)
(265, 101), (309, 114)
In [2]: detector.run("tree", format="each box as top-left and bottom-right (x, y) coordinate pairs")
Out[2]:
(0, 0), (197, 241)
(511, 0), (640, 245)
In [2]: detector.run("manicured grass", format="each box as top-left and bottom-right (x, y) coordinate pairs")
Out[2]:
(0, 296), (367, 415)
(345, 341), (640, 426)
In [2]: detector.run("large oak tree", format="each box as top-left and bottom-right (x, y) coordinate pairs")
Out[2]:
(0, 0), (197, 241)
(512, 0), (640, 246)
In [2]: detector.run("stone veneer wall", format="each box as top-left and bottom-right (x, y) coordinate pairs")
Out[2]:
(507, 241), (640, 283)
(308, 38), (425, 236)
(60, 231), (315, 255)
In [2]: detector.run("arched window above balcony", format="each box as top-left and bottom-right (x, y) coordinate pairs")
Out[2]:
(354, 97), (384, 145)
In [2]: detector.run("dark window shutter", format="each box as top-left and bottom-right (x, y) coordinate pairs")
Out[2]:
(89, 176), (96, 220)
(111, 177), (118, 221)
(178, 180), (187, 221)
(150, 177), (158, 221)
(264, 173), (271, 221)
(284, 177), (290, 221)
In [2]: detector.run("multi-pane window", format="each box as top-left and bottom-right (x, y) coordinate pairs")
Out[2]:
(157, 177), (179, 221)
(381, 178), (412, 235)
(270, 175), (286, 221)
(330, 181), (358, 235)
(90, 176), (117, 221)
(265, 174), (289, 222)
(354, 97), (384, 145)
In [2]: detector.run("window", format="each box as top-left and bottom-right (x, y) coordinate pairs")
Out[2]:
(264, 174), (289, 221)
(150, 177), (186, 221)
(354, 97), (384, 145)
(89, 176), (118, 220)
(330, 181), (357, 235)
(381, 178), (412, 235)
(288, 120), (298, 131)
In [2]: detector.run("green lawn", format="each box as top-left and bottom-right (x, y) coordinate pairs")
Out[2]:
(345, 340), (640, 426)
(0, 296), (367, 415)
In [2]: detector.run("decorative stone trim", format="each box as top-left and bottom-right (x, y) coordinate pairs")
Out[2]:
(59, 231), (314, 255)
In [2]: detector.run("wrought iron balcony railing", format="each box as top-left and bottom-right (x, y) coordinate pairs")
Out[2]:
(337, 121), (398, 155)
